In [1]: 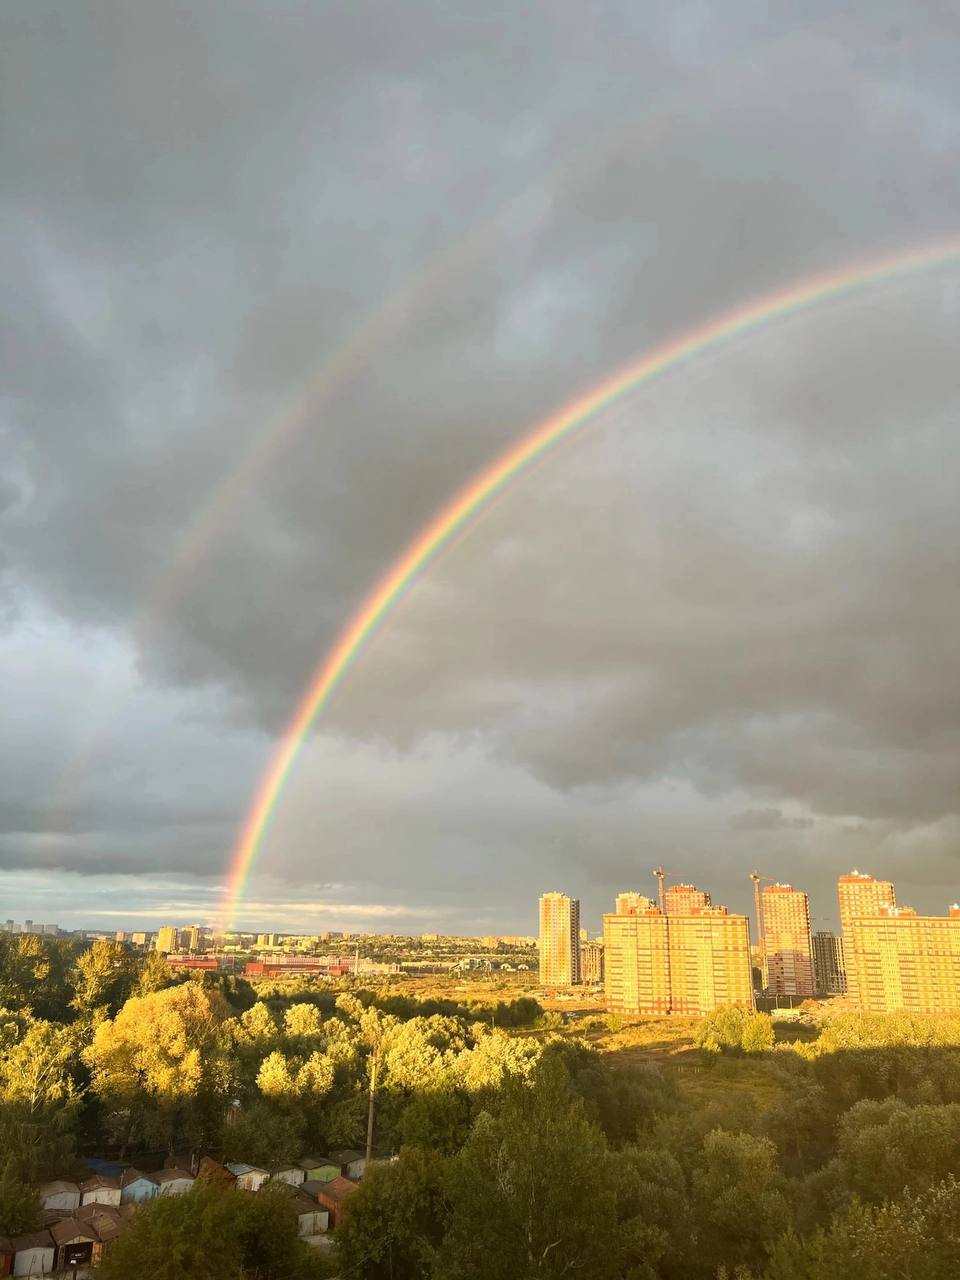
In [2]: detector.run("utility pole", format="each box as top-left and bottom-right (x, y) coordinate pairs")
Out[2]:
(365, 1045), (379, 1164)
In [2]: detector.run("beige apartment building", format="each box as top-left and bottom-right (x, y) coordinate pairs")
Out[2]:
(155, 926), (178, 954)
(579, 939), (604, 984)
(538, 892), (581, 985)
(838, 869), (896, 1000)
(762, 884), (814, 998)
(604, 891), (753, 1016)
(849, 905), (960, 1014)
(665, 883), (711, 915)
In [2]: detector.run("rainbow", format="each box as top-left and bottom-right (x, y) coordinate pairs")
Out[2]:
(221, 237), (960, 927)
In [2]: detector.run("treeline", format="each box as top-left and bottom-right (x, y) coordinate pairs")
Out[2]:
(4, 931), (960, 1277)
(335, 1006), (960, 1279)
(0, 933), (545, 1200)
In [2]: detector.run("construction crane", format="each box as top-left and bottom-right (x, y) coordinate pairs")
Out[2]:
(749, 870), (778, 988)
(652, 865), (687, 913)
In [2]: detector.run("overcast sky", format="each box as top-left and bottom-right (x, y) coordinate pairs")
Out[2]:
(2, 1), (959, 936)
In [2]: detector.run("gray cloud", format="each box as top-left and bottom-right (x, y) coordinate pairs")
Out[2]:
(1, 1), (959, 929)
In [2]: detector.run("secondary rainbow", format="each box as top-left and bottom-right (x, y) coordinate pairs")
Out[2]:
(221, 237), (960, 927)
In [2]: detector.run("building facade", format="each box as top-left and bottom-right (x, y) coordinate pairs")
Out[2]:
(849, 905), (960, 1014)
(664, 883), (711, 915)
(812, 931), (847, 995)
(761, 884), (815, 998)
(538, 892), (581, 985)
(604, 898), (753, 1017)
(579, 939), (604, 984)
(615, 892), (654, 915)
(155, 926), (178, 954)
(838, 870), (896, 1001)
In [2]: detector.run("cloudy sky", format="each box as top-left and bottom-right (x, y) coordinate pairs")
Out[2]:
(2, 1), (959, 935)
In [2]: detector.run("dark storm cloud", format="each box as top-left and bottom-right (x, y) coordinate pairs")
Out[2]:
(1, 1), (959, 925)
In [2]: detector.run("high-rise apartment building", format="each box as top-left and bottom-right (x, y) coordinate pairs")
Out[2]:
(849, 905), (960, 1013)
(155, 925), (178, 954)
(180, 925), (203, 953)
(762, 884), (814, 998)
(539, 893), (581, 985)
(812, 931), (847, 995)
(580, 939), (604, 984)
(615, 892), (653, 915)
(665, 883), (711, 915)
(604, 897), (753, 1016)
(838, 870), (896, 1001)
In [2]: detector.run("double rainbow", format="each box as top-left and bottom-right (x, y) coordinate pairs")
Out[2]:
(221, 238), (960, 927)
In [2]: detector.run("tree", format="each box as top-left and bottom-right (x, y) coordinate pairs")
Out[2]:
(690, 1129), (790, 1274)
(70, 940), (134, 1019)
(767, 1176), (960, 1280)
(94, 1179), (326, 1280)
(84, 983), (232, 1153)
(0, 1157), (41, 1235)
(436, 1056), (621, 1280)
(0, 1018), (81, 1179)
(694, 1006), (774, 1054)
(135, 950), (178, 997)
(335, 1146), (448, 1279)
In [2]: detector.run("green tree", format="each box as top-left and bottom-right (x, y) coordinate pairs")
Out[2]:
(94, 1178), (326, 1280)
(767, 1176), (960, 1280)
(335, 1147), (448, 1279)
(436, 1057), (620, 1280)
(691, 1129), (790, 1275)
(0, 1157), (41, 1235)
(84, 983), (232, 1153)
(695, 1006), (774, 1054)
(70, 940), (134, 1019)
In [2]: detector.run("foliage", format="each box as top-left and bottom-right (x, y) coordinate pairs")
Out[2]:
(695, 1006), (775, 1054)
(83, 983), (233, 1152)
(94, 1178), (326, 1279)
(0, 1157), (41, 1235)
(335, 1147), (448, 1279)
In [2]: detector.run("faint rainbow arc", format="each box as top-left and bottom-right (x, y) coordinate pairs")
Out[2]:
(221, 236), (960, 928)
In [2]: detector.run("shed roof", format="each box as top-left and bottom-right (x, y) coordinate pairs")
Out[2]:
(79, 1173), (120, 1192)
(38, 1180), (79, 1195)
(318, 1176), (360, 1201)
(154, 1168), (194, 1185)
(225, 1162), (268, 1178)
(328, 1148), (364, 1163)
(120, 1168), (156, 1188)
(50, 1219), (98, 1246)
(8, 1230), (54, 1252)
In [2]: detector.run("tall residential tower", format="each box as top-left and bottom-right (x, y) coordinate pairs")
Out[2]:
(762, 884), (814, 998)
(539, 892), (581, 985)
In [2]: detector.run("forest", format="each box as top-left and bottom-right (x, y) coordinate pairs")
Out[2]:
(2, 931), (960, 1278)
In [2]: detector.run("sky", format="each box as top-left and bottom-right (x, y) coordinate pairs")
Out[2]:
(1, 1), (959, 936)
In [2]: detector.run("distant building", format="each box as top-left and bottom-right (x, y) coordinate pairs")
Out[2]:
(664, 883), (711, 915)
(812, 931), (847, 995)
(580, 939), (604, 984)
(131, 932), (148, 946)
(155, 926), (178, 954)
(838, 870), (895, 1001)
(179, 925), (202, 953)
(539, 893), (581, 985)
(762, 884), (815, 998)
(615, 892), (653, 915)
(604, 897), (753, 1016)
(850, 904), (960, 1014)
